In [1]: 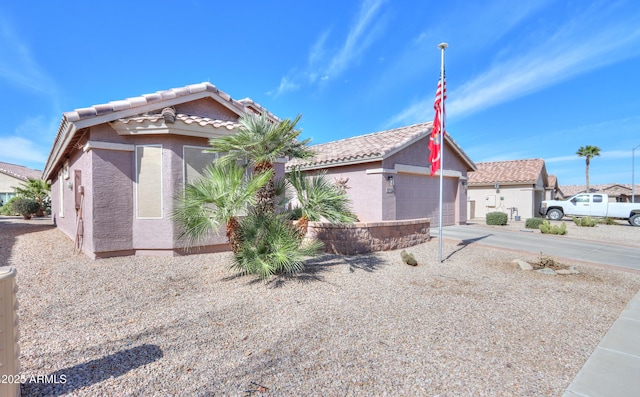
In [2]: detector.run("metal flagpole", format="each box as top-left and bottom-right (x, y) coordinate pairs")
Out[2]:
(438, 42), (447, 263)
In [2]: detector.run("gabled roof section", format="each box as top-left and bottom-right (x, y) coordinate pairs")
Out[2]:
(287, 122), (475, 171)
(468, 159), (548, 186)
(558, 183), (640, 198)
(43, 82), (276, 180)
(0, 161), (43, 181)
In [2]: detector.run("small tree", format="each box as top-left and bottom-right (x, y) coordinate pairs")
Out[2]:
(576, 145), (601, 192)
(14, 178), (50, 217)
(12, 198), (40, 220)
(172, 162), (272, 253)
(287, 167), (358, 236)
(208, 113), (313, 215)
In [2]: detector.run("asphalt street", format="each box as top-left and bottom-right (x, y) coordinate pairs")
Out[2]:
(434, 225), (640, 272)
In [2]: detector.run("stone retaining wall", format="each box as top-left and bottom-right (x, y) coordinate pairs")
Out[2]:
(307, 218), (431, 255)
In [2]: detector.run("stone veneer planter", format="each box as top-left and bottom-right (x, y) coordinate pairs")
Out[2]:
(306, 218), (431, 255)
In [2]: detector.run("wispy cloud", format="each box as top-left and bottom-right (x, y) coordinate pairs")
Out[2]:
(448, 3), (640, 118)
(0, 14), (59, 99)
(270, 0), (388, 96)
(0, 136), (49, 168)
(387, 1), (640, 126)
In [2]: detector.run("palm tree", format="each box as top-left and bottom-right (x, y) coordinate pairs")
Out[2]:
(172, 161), (272, 253)
(287, 167), (358, 236)
(14, 178), (50, 217)
(576, 145), (601, 192)
(208, 113), (313, 214)
(231, 211), (323, 280)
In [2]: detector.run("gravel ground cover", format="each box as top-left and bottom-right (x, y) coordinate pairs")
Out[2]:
(2, 216), (639, 396)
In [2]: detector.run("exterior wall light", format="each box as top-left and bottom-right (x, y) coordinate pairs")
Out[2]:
(387, 176), (395, 186)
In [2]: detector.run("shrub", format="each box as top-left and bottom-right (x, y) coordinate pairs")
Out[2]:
(12, 198), (40, 219)
(231, 212), (323, 280)
(573, 216), (598, 227)
(0, 197), (20, 216)
(539, 220), (567, 235)
(486, 211), (508, 225)
(525, 217), (545, 229)
(599, 217), (617, 225)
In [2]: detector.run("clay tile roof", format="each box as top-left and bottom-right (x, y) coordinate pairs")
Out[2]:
(63, 82), (247, 122)
(558, 184), (640, 197)
(287, 122), (433, 169)
(0, 161), (43, 181)
(115, 113), (240, 130)
(468, 159), (547, 185)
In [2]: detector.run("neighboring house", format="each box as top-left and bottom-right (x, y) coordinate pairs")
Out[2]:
(286, 123), (476, 227)
(546, 175), (561, 200)
(42, 82), (282, 259)
(467, 159), (549, 220)
(558, 184), (640, 202)
(0, 161), (43, 205)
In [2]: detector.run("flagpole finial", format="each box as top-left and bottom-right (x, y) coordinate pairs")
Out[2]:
(438, 42), (448, 50)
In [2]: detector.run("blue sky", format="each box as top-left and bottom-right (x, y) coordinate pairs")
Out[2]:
(1, 0), (639, 186)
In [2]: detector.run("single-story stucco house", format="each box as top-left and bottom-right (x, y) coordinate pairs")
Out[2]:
(42, 82), (283, 258)
(467, 158), (549, 220)
(286, 123), (476, 227)
(0, 161), (43, 205)
(558, 184), (640, 202)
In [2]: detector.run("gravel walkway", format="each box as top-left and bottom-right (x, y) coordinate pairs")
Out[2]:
(3, 216), (640, 396)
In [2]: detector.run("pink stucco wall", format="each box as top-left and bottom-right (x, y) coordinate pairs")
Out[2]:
(51, 123), (248, 258)
(299, 135), (471, 226)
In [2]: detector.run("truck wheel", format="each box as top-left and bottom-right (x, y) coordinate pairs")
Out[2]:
(547, 209), (563, 221)
(630, 214), (640, 227)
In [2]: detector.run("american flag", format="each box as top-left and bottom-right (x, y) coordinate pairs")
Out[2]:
(428, 74), (446, 177)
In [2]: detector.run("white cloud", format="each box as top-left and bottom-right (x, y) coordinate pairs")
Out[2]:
(0, 136), (49, 167)
(271, 0), (388, 95)
(388, 1), (640, 124)
(447, 4), (640, 118)
(0, 14), (59, 99)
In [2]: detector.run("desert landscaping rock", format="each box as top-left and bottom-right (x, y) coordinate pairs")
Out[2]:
(3, 216), (639, 396)
(512, 259), (533, 270)
(536, 267), (557, 275)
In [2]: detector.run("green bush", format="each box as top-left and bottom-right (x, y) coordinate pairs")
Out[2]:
(12, 198), (40, 219)
(231, 212), (323, 280)
(599, 217), (617, 225)
(539, 220), (567, 235)
(573, 216), (598, 227)
(525, 218), (545, 229)
(0, 197), (20, 216)
(486, 211), (508, 225)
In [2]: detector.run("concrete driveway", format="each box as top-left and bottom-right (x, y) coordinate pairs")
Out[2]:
(435, 224), (640, 272)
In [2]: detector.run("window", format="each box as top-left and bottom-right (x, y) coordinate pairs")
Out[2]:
(593, 195), (603, 203)
(183, 146), (217, 184)
(58, 170), (64, 218)
(136, 145), (163, 218)
(573, 195), (589, 203)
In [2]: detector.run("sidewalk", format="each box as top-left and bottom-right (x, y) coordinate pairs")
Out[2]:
(563, 288), (640, 396)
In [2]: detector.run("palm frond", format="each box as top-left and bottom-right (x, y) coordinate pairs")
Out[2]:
(171, 161), (272, 246)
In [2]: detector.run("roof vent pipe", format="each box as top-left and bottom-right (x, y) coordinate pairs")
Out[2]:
(161, 107), (176, 123)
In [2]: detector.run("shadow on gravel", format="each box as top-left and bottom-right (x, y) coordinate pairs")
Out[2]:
(444, 234), (492, 261)
(20, 344), (163, 396)
(265, 253), (388, 288)
(0, 217), (55, 266)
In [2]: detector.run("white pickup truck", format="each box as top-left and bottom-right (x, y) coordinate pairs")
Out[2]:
(539, 193), (640, 226)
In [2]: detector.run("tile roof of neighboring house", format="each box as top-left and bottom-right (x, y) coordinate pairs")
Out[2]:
(548, 175), (558, 189)
(43, 82), (273, 180)
(0, 161), (42, 181)
(286, 122), (475, 171)
(558, 184), (640, 198)
(468, 159), (547, 186)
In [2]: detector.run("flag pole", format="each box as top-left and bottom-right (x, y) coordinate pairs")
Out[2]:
(437, 42), (447, 263)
